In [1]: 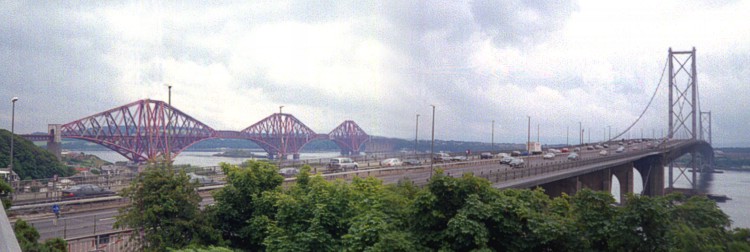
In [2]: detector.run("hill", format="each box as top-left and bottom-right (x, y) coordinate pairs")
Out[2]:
(0, 129), (74, 180)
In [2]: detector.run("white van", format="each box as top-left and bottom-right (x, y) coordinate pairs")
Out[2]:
(327, 158), (359, 172)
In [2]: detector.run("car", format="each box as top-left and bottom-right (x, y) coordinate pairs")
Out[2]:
(567, 153), (579, 160)
(480, 152), (493, 159)
(61, 184), (115, 198)
(543, 153), (556, 159)
(509, 158), (525, 168)
(511, 151), (522, 157)
(380, 158), (402, 167)
(450, 156), (468, 161)
(602, 144), (609, 148)
(616, 146), (625, 153)
(594, 145), (603, 149)
(599, 150), (608, 156)
(573, 147), (581, 152)
(188, 172), (215, 185)
(402, 159), (423, 165)
(279, 168), (300, 178)
(433, 153), (451, 162)
(500, 156), (514, 164)
(327, 157), (359, 171)
(586, 145), (595, 150)
(521, 151), (530, 156)
(548, 148), (561, 154)
(561, 148), (569, 153)
(497, 153), (511, 158)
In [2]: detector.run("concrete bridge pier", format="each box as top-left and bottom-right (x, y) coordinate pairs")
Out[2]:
(634, 156), (665, 196)
(47, 124), (62, 161)
(611, 163), (635, 201)
(538, 177), (579, 198)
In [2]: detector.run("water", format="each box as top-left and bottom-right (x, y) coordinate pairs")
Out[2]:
(75, 150), (750, 228)
(610, 168), (750, 228)
(75, 150), (342, 167)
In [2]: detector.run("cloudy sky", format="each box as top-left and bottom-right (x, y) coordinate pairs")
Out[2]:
(1, 1), (748, 147)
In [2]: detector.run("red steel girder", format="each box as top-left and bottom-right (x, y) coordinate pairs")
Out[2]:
(60, 99), (215, 162)
(240, 113), (324, 158)
(329, 120), (370, 154)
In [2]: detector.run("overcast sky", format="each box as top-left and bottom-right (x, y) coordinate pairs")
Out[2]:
(1, 1), (748, 147)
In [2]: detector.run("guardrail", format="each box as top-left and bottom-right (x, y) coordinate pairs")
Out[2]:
(65, 229), (133, 252)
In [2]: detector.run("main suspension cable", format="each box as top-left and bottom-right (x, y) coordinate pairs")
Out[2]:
(607, 55), (668, 142)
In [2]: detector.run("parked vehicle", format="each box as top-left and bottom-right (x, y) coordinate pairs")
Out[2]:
(402, 159), (423, 165)
(61, 184), (115, 198)
(543, 153), (556, 159)
(500, 156), (514, 164)
(279, 168), (300, 178)
(327, 157), (359, 171)
(509, 158), (525, 168)
(433, 153), (451, 162)
(188, 172), (215, 185)
(380, 158), (402, 167)
(567, 153), (579, 160)
(480, 152), (493, 159)
(599, 150), (608, 156)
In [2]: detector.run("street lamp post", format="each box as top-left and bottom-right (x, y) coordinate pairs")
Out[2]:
(429, 105), (435, 179)
(166, 85), (172, 163)
(414, 114), (419, 157)
(579, 122), (582, 145)
(10, 97), (18, 181)
(527, 116), (531, 154)
(279, 105), (284, 114)
(608, 126), (611, 141)
(491, 120), (495, 151)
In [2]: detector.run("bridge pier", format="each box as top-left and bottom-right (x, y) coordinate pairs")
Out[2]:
(47, 124), (62, 161)
(611, 163), (634, 201)
(538, 177), (579, 198)
(635, 156), (664, 196)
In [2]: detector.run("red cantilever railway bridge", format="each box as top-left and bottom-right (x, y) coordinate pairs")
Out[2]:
(22, 99), (370, 163)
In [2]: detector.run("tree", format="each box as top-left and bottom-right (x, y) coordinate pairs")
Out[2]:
(209, 160), (284, 250)
(115, 162), (219, 251)
(1, 178), (11, 209)
(13, 219), (67, 252)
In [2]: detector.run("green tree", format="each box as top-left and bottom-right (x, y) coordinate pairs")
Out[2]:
(115, 162), (219, 251)
(13, 219), (67, 252)
(209, 160), (284, 250)
(0, 178), (11, 209)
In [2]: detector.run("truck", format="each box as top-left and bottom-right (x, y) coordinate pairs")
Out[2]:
(527, 141), (542, 155)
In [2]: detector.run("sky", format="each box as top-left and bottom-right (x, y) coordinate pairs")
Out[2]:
(0, 0), (748, 147)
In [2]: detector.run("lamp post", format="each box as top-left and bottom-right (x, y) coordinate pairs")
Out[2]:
(526, 116), (531, 154)
(10, 97), (18, 181)
(491, 120), (495, 150)
(414, 114), (419, 157)
(579, 122), (582, 145)
(429, 105), (435, 179)
(279, 105), (284, 114)
(608, 126), (611, 141)
(166, 85), (172, 163)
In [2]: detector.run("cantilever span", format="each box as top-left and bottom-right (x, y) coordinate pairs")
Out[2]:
(22, 99), (370, 162)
